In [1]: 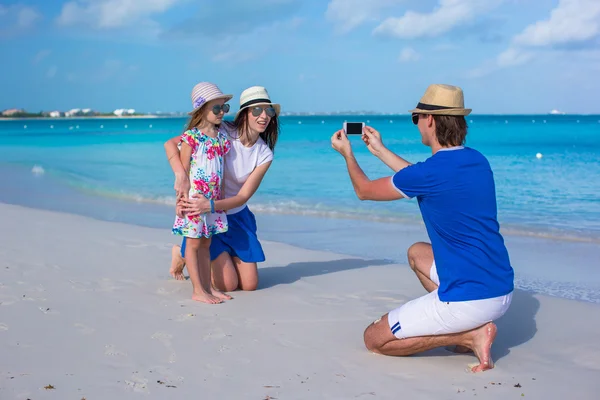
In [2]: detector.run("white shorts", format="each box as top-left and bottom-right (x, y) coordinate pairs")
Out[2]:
(387, 261), (512, 339)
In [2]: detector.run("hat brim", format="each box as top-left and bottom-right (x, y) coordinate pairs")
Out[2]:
(409, 107), (472, 116)
(235, 102), (281, 119)
(188, 94), (234, 115)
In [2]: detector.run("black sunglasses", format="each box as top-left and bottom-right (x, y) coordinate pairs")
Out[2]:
(411, 113), (419, 125)
(250, 106), (276, 118)
(212, 104), (230, 115)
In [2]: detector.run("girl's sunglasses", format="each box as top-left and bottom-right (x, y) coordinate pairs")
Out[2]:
(212, 104), (230, 115)
(250, 106), (276, 118)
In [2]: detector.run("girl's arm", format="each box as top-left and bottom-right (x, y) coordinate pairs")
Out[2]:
(178, 142), (192, 199)
(164, 136), (190, 198)
(181, 161), (272, 216)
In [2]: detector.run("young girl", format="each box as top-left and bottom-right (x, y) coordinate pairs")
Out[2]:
(171, 82), (233, 304)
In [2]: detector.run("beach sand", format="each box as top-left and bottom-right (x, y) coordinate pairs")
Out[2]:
(1, 203), (599, 399)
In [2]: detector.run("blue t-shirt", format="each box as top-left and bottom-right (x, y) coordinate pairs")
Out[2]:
(392, 147), (514, 302)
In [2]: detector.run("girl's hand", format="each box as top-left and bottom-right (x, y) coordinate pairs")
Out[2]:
(362, 126), (385, 156)
(175, 203), (185, 218)
(174, 173), (190, 199)
(178, 194), (211, 217)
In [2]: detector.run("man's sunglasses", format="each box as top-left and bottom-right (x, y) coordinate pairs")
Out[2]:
(212, 104), (230, 115)
(250, 106), (276, 118)
(411, 113), (419, 125)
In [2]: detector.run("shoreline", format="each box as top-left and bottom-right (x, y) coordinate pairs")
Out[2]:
(1, 161), (599, 305)
(1, 202), (599, 399)
(2, 113), (600, 122)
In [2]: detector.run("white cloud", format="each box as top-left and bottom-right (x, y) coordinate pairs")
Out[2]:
(33, 49), (52, 64)
(17, 6), (41, 28)
(373, 0), (504, 39)
(0, 4), (41, 36)
(56, 0), (181, 29)
(47, 66), (58, 78)
(513, 0), (600, 47)
(398, 47), (420, 62)
(496, 47), (532, 67)
(325, 0), (404, 34)
(468, 0), (600, 77)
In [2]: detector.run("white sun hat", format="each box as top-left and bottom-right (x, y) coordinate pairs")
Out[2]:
(235, 86), (281, 119)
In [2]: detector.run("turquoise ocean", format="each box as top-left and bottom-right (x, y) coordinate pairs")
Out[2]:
(1, 115), (599, 302)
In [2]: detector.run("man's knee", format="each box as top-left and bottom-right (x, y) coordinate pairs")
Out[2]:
(407, 242), (432, 269)
(363, 315), (391, 354)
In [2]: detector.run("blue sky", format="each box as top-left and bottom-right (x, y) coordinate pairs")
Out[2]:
(1, 0), (599, 114)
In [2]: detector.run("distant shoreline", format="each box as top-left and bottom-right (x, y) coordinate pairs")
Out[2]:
(0, 115), (172, 121)
(1, 113), (599, 122)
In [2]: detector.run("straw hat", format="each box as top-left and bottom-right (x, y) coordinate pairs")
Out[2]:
(409, 84), (471, 116)
(235, 86), (281, 119)
(189, 82), (233, 115)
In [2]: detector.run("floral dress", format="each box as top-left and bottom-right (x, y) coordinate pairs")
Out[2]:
(172, 128), (230, 238)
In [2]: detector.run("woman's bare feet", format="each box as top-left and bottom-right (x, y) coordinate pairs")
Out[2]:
(191, 290), (222, 304)
(169, 245), (186, 281)
(468, 322), (497, 373)
(211, 287), (233, 301)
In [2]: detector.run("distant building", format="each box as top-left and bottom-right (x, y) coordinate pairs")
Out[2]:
(49, 111), (63, 118)
(113, 108), (136, 116)
(65, 108), (83, 117)
(2, 108), (24, 116)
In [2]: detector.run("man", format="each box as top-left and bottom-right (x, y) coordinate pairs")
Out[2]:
(331, 84), (514, 372)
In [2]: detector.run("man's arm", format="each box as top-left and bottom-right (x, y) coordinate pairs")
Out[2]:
(344, 154), (404, 201)
(361, 126), (412, 172)
(376, 147), (412, 172)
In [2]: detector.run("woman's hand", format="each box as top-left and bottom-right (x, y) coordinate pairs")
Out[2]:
(178, 194), (211, 217)
(174, 173), (190, 199)
(331, 130), (353, 158)
(362, 126), (386, 156)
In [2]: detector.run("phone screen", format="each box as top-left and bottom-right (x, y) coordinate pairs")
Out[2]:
(345, 122), (364, 135)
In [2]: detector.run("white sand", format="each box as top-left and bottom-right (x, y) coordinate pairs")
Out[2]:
(1, 203), (599, 399)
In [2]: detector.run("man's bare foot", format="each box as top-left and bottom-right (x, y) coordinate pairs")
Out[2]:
(211, 288), (233, 301)
(469, 322), (497, 373)
(191, 291), (222, 304)
(169, 245), (185, 281)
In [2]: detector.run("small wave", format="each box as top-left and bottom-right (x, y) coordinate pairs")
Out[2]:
(56, 182), (600, 245)
(31, 165), (45, 175)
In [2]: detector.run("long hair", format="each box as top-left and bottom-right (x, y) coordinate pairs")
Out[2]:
(185, 105), (208, 132)
(233, 109), (280, 152)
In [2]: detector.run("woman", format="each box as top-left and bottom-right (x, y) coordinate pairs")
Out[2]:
(164, 86), (280, 292)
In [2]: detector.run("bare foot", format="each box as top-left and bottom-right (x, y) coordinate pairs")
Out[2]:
(191, 291), (222, 304)
(169, 245), (185, 281)
(211, 288), (233, 301)
(469, 322), (497, 373)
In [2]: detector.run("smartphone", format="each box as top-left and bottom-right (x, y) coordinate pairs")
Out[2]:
(343, 122), (365, 135)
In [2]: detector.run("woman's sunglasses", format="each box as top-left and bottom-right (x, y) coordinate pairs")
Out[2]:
(212, 104), (230, 115)
(250, 106), (276, 118)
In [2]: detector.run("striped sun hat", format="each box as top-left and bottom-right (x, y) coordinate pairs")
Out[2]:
(189, 82), (233, 115)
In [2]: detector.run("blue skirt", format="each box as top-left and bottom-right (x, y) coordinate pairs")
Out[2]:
(180, 206), (265, 263)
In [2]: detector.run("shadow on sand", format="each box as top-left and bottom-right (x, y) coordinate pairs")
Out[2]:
(257, 258), (393, 289)
(492, 289), (540, 362)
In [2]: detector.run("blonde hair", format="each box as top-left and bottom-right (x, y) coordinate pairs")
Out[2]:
(185, 104), (208, 131)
